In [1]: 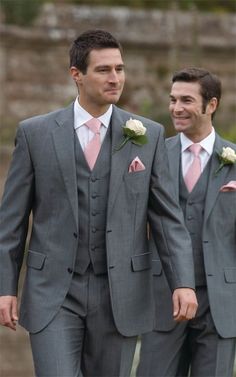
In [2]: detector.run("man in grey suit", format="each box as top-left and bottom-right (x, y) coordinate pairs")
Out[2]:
(138, 67), (236, 377)
(0, 30), (198, 376)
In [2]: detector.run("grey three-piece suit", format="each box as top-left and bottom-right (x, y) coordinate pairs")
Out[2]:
(0, 104), (195, 376)
(138, 133), (236, 377)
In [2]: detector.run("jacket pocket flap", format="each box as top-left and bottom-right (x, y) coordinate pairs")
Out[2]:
(131, 252), (152, 271)
(27, 250), (46, 270)
(224, 268), (236, 283)
(152, 259), (162, 276)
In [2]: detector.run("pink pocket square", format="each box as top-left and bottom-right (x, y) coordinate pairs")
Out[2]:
(220, 181), (236, 192)
(128, 156), (145, 173)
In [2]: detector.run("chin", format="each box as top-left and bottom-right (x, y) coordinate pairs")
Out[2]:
(108, 96), (121, 104)
(174, 124), (185, 132)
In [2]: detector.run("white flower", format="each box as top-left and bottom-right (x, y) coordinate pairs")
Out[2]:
(215, 146), (236, 175)
(125, 119), (147, 136)
(221, 147), (236, 163)
(114, 118), (148, 153)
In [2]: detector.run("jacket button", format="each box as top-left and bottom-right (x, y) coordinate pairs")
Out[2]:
(73, 232), (78, 238)
(67, 268), (73, 274)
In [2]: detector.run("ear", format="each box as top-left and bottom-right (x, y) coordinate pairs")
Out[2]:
(206, 97), (218, 115)
(70, 66), (83, 84)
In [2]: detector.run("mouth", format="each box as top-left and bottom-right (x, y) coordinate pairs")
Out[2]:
(173, 116), (190, 120)
(105, 89), (120, 94)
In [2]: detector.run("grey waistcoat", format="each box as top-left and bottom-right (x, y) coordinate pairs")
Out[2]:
(179, 159), (211, 286)
(73, 126), (111, 275)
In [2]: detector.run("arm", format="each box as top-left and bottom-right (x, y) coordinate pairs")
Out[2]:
(148, 127), (197, 320)
(0, 125), (34, 315)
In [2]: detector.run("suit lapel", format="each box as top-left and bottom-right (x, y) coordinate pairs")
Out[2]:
(204, 134), (230, 223)
(107, 106), (132, 219)
(52, 103), (78, 228)
(166, 136), (181, 198)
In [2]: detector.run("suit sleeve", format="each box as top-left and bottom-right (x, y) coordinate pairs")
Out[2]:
(148, 127), (195, 292)
(0, 125), (34, 295)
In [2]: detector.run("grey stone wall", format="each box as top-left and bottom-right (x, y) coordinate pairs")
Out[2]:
(0, 4), (235, 142)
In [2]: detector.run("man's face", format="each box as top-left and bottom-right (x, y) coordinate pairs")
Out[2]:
(169, 81), (213, 139)
(72, 48), (125, 115)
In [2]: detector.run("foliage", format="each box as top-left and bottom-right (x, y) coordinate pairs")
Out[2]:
(0, 0), (43, 26)
(217, 125), (236, 143)
(70, 0), (236, 13)
(1, 0), (234, 26)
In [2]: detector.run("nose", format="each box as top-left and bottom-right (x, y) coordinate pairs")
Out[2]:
(172, 101), (184, 113)
(108, 70), (119, 83)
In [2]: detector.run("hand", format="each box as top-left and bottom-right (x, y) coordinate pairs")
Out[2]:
(0, 296), (18, 331)
(172, 288), (198, 322)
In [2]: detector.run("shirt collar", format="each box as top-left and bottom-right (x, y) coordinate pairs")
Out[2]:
(74, 97), (112, 130)
(180, 127), (216, 156)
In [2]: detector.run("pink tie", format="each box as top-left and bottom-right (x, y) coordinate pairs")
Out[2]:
(184, 144), (202, 192)
(84, 118), (102, 170)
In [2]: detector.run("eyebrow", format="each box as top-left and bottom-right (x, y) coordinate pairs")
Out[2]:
(95, 64), (125, 70)
(169, 94), (195, 100)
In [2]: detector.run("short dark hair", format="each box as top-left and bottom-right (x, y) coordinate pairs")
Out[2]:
(172, 67), (222, 118)
(69, 29), (122, 73)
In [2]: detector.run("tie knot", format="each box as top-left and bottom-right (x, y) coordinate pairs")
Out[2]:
(189, 143), (202, 157)
(85, 118), (101, 134)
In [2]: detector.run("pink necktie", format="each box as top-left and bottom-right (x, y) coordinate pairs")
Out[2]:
(84, 118), (102, 170)
(184, 144), (202, 192)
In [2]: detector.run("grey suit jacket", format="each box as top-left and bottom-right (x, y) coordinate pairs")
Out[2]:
(152, 133), (236, 338)
(0, 103), (194, 335)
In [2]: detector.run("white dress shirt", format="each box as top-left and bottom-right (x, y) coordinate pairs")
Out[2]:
(73, 97), (112, 151)
(180, 128), (216, 176)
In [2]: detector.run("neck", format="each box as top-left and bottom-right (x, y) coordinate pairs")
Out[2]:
(78, 99), (110, 118)
(184, 125), (213, 143)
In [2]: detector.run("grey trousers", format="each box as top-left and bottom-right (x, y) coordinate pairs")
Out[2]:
(137, 287), (236, 377)
(30, 269), (137, 377)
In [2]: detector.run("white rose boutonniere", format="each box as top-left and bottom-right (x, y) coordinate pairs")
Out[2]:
(114, 118), (148, 152)
(215, 147), (236, 175)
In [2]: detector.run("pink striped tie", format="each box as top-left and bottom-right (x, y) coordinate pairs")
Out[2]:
(184, 144), (202, 192)
(84, 118), (101, 170)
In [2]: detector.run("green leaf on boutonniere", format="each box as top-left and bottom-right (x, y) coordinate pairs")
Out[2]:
(114, 118), (148, 153)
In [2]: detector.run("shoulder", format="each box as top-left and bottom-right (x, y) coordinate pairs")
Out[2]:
(165, 134), (179, 148)
(18, 103), (74, 133)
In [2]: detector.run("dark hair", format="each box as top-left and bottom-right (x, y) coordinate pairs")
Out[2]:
(69, 29), (122, 74)
(172, 67), (222, 118)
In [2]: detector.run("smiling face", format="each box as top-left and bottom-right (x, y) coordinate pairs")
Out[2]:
(169, 81), (217, 142)
(70, 48), (125, 117)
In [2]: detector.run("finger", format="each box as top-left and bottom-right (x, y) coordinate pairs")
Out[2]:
(185, 301), (198, 320)
(172, 292), (180, 318)
(11, 299), (18, 322)
(177, 299), (198, 322)
(1, 311), (17, 331)
(174, 303), (188, 322)
(0, 301), (17, 331)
